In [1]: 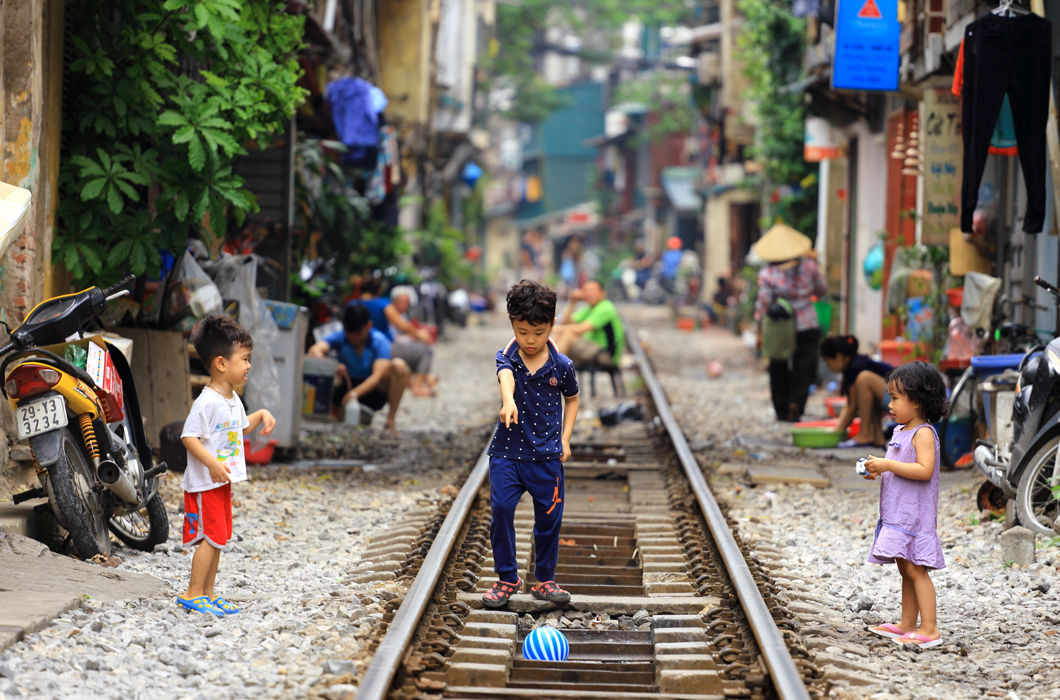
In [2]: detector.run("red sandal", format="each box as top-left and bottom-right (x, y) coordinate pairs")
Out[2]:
(482, 577), (521, 609)
(530, 580), (571, 604)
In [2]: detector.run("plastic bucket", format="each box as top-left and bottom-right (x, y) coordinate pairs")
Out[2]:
(302, 357), (338, 417)
(814, 300), (833, 332)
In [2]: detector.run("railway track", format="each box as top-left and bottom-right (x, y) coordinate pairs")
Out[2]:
(355, 324), (827, 699)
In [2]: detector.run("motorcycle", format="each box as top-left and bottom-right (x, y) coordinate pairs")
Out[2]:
(974, 276), (1060, 536)
(1, 275), (169, 559)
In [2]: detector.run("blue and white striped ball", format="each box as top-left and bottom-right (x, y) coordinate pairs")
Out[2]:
(522, 625), (570, 661)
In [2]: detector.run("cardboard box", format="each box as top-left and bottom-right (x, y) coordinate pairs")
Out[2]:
(85, 340), (124, 422)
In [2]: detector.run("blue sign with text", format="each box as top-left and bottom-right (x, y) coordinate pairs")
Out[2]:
(832, 0), (900, 91)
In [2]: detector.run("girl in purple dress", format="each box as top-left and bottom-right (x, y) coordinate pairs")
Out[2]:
(861, 361), (947, 649)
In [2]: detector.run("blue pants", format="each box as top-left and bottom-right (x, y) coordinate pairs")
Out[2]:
(489, 456), (564, 584)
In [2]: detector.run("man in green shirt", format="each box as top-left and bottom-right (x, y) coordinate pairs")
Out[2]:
(553, 280), (625, 368)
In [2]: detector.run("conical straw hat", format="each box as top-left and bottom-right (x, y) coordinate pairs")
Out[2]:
(752, 223), (812, 263)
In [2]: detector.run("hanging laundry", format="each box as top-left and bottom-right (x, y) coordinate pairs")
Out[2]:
(326, 77), (387, 168)
(958, 12), (1051, 234)
(952, 38), (1018, 156)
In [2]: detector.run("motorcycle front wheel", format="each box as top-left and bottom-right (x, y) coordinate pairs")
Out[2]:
(109, 489), (169, 550)
(47, 428), (112, 559)
(1016, 434), (1060, 536)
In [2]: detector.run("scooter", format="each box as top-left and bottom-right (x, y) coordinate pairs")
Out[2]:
(974, 276), (1060, 536)
(1, 275), (169, 559)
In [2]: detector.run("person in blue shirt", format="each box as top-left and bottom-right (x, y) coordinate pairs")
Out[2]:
(306, 303), (409, 434)
(482, 280), (580, 609)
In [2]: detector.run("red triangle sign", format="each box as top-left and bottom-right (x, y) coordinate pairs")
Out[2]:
(858, 0), (883, 18)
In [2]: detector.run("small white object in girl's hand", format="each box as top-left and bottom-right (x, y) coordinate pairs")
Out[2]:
(855, 457), (869, 476)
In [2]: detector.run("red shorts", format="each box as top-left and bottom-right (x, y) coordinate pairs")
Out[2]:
(183, 483), (232, 548)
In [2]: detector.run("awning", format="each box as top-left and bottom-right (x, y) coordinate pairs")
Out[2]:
(661, 167), (702, 213)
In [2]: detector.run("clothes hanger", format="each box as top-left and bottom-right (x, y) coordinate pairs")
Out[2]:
(992, 0), (1029, 17)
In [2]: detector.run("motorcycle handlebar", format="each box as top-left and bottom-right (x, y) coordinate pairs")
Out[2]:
(1033, 276), (1060, 296)
(102, 274), (135, 299)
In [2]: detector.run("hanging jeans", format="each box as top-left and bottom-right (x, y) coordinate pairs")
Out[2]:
(960, 13), (1051, 234)
(768, 328), (821, 422)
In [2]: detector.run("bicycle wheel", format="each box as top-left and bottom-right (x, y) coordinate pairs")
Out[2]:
(940, 367), (977, 469)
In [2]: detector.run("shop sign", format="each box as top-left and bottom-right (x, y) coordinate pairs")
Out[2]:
(804, 117), (841, 161)
(921, 89), (962, 246)
(832, 0), (900, 92)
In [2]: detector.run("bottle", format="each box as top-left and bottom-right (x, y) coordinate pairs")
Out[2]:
(343, 401), (361, 426)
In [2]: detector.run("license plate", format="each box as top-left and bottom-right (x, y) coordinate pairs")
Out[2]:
(15, 396), (69, 440)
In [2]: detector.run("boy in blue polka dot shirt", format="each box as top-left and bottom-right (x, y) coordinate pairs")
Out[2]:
(482, 280), (580, 609)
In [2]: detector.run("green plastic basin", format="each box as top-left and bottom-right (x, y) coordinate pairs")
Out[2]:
(790, 426), (844, 448)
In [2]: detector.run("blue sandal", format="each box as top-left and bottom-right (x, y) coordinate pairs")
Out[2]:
(176, 595), (224, 617)
(212, 597), (240, 615)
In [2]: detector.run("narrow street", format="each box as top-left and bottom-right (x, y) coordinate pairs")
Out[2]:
(0, 307), (1056, 698)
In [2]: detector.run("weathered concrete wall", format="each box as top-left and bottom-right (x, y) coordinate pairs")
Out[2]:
(1, 0), (65, 479)
(377, 0), (432, 126)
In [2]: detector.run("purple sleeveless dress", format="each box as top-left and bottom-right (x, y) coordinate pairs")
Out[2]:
(867, 423), (946, 570)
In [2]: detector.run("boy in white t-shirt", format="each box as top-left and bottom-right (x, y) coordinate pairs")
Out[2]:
(177, 315), (275, 616)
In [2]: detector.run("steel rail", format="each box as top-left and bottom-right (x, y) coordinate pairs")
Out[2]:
(356, 430), (494, 700)
(625, 322), (811, 700)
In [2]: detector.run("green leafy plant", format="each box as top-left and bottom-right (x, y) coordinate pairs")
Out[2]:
(56, 0), (307, 284)
(614, 74), (696, 144)
(483, 0), (695, 124)
(736, 0), (817, 236)
(893, 244), (952, 365)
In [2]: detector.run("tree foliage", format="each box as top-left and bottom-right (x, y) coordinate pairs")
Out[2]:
(56, 0), (307, 284)
(486, 0), (696, 124)
(292, 139), (409, 297)
(736, 0), (817, 235)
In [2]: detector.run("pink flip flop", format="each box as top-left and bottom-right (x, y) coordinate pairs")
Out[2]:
(868, 623), (908, 639)
(893, 632), (943, 648)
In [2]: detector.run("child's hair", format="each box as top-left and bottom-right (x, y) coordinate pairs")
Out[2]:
(820, 334), (858, 359)
(888, 361), (947, 423)
(191, 314), (253, 370)
(342, 303), (372, 332)
(506, 280), (557, 326)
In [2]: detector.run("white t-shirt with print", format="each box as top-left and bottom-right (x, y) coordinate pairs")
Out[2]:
(180, 387), (250, 493)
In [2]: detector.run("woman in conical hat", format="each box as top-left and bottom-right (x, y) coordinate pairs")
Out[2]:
(752, 222), (812, 263)
(753, 222), (828, 422)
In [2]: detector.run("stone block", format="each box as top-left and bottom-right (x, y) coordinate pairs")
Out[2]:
(466, 610), (518, 625)
(656, 653), (717, 671)
(644, 581), (694, 595)
(653, 627), (708, 644)
(445, 662), (508, 687)
(463, 621), (516, 639)
(456, 635), (515, 652)
(450, 646), (511, 665)
(659, 668), (725, 695)
(999, 525), (1036, 566)
(652, 614), (706, 628)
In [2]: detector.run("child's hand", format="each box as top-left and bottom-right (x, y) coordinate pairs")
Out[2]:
(499, 401), (518, 428)
(259, 410), (276, 436)
(863, 455), (885, 478)
(560, 440), (571, 463)
(208, 460), (232, 484)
